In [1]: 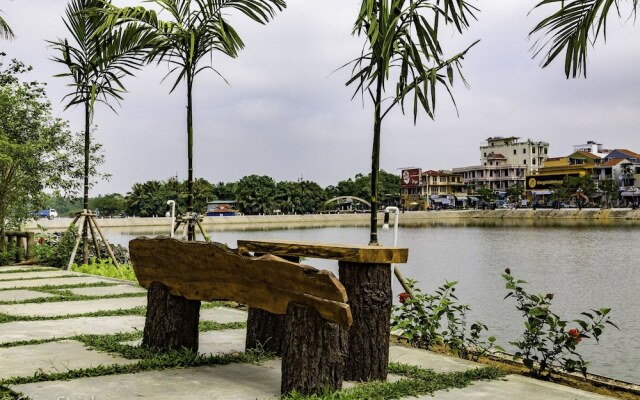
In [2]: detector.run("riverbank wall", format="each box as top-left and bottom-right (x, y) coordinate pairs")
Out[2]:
(25, 208), (640, 232)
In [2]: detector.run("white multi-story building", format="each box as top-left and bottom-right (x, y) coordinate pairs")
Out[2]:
(453, 137), (550, 192)
(480, 136), (549, 171)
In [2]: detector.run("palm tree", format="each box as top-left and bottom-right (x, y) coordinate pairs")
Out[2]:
(100, 0), (285, 239)
(0, 10), (14, 40)
(347, 0), (478, 245)
(50, 0), (149, 262)
(531, 0), (638, 78)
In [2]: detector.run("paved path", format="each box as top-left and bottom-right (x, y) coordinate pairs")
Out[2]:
(0, 265), (617, 400)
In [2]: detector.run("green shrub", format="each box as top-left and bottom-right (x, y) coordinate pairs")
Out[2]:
(503, 268), (618, 379)
(391, 280), (500, 361)
(72, 258), (137, 282)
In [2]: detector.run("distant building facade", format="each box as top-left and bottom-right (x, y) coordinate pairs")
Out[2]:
(400, 168), (466, 209)
(453, 136), (549, 192)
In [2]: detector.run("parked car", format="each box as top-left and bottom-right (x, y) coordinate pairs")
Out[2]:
(37, 209), (59, 220)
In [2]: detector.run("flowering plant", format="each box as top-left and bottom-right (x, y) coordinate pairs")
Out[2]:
(503, 269), (618, 379)
(392, 280), (500, 361)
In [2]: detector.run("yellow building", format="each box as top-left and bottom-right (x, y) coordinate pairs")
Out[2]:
(525, 151), (599, 200)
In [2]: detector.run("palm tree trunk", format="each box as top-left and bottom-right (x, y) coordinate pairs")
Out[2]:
(369, 70), (383, 246)
(82, 99), (91, 264)
(186, 72), (195, 241)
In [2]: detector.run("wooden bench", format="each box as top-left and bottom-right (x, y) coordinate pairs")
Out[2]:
(129, 237), (352, 395)
(237, 239), (409, 382)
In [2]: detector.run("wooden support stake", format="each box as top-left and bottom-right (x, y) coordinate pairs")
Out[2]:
(66, 215), (86, 270)
(89, 215), (120, 269)
(196, 219), (209, 242)
(87, 216), (101, 259)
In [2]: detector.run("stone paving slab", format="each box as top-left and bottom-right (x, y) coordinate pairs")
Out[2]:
(426, 374), (613, 399)
(0, 270), (82, 281)
(12, 360), (283, 400)
(0, 316), (145, 344)
(0, 276), (109, 290)
(126, 329), (247, 356)
(0, 289), (56, 302)
(389, 345), (482, 373)
(0, 340), (136, 380)
(198, 329), (246, 355)
(66, 284), (146, 297)
(200, 307), (247, 324)
(0, 297), (146, 317)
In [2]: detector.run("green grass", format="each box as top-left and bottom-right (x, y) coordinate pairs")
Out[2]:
(0, 274), (92, 282)
(0, 281), (118, 292)
(199, 320), (246, 331)
(0, 267), (58, 274)
(283, 364), (507, 399)
(0, 290), (146, 306)
(0, 306), (147, 324)
(72, 261), (137, 282)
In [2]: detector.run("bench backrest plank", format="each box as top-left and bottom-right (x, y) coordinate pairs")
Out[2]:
(237, 239), (408, 264)
(130, 237), (352, 327)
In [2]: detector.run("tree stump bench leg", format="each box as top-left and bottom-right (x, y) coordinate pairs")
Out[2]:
(338, 261), (392, 381)
(245, 255), (298, 357)
(281, 303), (347, 395)
(246, 308), (285, 356)
(142, 282), (201, 352)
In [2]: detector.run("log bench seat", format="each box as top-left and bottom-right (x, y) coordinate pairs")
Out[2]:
(129, 237), (352, 395)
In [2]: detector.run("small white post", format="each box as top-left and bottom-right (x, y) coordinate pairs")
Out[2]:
(167, 200), (176, 238)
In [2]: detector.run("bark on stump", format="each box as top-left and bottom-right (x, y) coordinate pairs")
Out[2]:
(281, 302), (347, 396)
(246, 308), (285, 356)
(338, 261), (392, 381)
(245, 255), (297, 357)
(142, 282), (201, 352)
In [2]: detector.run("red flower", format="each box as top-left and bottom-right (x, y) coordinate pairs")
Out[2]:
(37, 236), (44, 245)
(399, 292), (410, 304)
(568, 328), (582, 343)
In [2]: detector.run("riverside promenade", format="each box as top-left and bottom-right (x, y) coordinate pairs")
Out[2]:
(26, 208), (640, 233)
(0, 265), (624, 399)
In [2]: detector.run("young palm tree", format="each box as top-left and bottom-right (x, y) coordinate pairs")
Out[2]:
(531, 0), (639, 78)
(0, 10), (14, 40)
(50, 0), (149, 262)
(100, 0), (285, 240)
(347, 0), (478, 245)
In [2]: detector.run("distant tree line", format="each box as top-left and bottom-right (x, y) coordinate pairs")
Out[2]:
(43, 170), (401, 218)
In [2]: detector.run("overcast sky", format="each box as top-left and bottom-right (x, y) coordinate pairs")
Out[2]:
(2, 0), (640, 196)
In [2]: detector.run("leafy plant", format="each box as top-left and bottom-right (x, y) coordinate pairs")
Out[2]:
(34, 226), (78, 268)
(100, 0), (285, 239)
(346, 0), (478, 244)
(392, 280), (498, 360)
(0, 241), (18, 266)
(503, 268), (618, 379)
(72, 259), (137, 281)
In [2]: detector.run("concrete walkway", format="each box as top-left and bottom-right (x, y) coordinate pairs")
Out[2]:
(0, 265), (617, 400)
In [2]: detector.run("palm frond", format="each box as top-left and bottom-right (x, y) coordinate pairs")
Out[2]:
(0, 11), (15, 40)
(530, 0), (638, 78)
(347, 0), (477, 123)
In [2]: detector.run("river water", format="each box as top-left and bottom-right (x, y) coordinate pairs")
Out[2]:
(104, 221), (640, 384)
